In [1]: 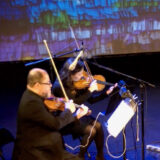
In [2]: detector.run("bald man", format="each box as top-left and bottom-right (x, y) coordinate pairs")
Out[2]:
(12, 68), (85, 160)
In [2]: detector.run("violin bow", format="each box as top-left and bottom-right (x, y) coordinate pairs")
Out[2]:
(43, 40), (91, 115)
(69, 24), (94, 79)
(43, 40), (69, 101)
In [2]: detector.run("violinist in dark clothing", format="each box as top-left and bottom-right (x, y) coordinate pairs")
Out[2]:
(52, 58), (116, 160)
(12, 68), (87, 160)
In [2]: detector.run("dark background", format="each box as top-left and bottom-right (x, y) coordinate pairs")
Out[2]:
(0, 53), (160, 159)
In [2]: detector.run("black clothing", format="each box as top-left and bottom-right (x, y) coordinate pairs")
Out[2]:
(53, 80), (92, 105)
(52, 80), (97, 137)
(53, 80), (108, 105)
(52, 79), (105, 159)
(12, 89), (80, 160)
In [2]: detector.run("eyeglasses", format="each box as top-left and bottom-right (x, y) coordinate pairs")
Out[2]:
(39, 82), (52, 86)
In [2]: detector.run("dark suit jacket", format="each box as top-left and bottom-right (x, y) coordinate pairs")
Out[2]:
(12, 89), (78, 160)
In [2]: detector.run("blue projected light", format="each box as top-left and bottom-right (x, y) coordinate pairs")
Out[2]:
(0, 0), (160, 62)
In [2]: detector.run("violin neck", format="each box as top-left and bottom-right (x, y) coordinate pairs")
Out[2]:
(96, 80), (113, 86)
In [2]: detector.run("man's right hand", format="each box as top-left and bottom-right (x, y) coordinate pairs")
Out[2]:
(65, 100), (76, 113)
(75, 104), (90, 119)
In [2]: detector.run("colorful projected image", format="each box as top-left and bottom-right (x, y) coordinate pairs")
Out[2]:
(0, 0), (160, 62)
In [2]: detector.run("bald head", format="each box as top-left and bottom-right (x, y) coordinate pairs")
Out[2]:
(27, 68), (48, 87)
(27, 68), (52, 98)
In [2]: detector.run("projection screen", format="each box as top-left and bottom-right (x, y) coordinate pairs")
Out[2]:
(0, 0), (160, 62)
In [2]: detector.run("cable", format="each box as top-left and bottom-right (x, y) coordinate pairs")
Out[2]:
(65, 112), (105, 150)
(105, 129), (127, 159)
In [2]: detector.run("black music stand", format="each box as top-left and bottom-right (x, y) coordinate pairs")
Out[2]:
(88, 61), (156, 160)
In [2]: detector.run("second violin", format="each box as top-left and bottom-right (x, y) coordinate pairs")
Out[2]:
(73, 71), (108, 91)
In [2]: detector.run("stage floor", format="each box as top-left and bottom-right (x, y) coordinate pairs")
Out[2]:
(0, 85), (160, 160)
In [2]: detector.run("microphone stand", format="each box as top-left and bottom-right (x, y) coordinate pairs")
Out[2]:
(88, 61), (156, 160)
(25, 48), (83, 66)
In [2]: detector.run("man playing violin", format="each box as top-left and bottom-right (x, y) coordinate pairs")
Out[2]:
(52, 58), (116, 160)
(12, 68), (88, 160)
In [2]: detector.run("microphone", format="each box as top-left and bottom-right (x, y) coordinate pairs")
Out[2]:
(69, 50), (83, 71)
(69, 42), (84, 71)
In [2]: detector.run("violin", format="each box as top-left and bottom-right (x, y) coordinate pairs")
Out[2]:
(73, 71), (109, 91)
(44, 97), (65, 111)
(43, 40), (91, 118)
(44, 96), (92, 115)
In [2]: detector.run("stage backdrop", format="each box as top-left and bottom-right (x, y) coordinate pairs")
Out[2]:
(0, 0), (160, 62)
